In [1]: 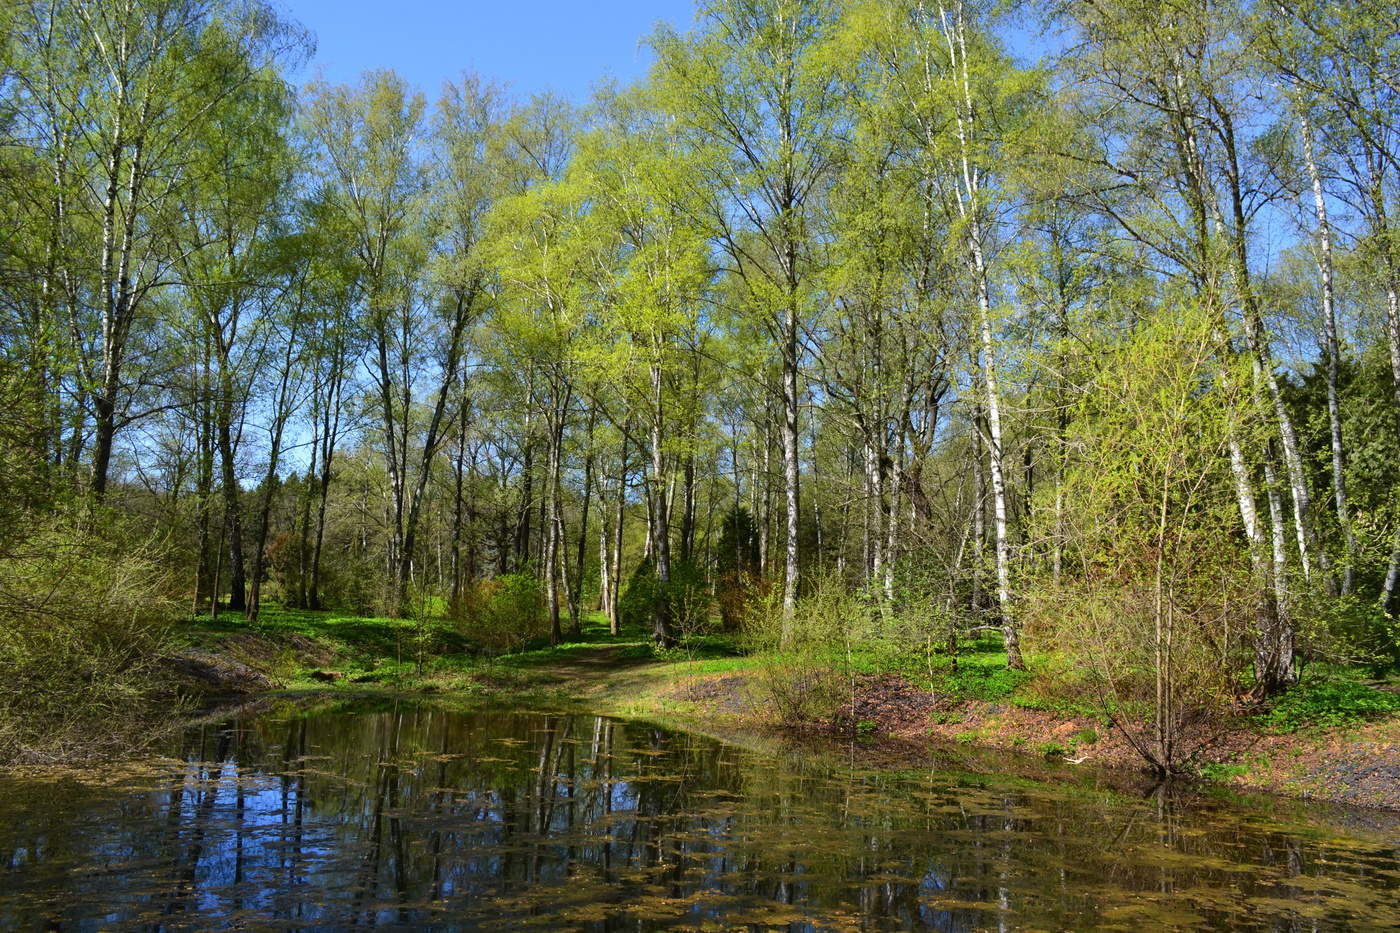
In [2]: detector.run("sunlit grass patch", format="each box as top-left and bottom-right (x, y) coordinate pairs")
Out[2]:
(1258, 668), (1400, 733)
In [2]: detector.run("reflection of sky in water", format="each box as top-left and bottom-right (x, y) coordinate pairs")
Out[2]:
(0, 708), (1397, 931)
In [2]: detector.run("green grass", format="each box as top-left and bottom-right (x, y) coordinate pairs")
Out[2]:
(941, 656), (1034, 703)
(181, 603), (751, 695)
(1198, 762), (1249, 781)
(190, 606), (1396, 744)
(772, 633), (1111, 717)
(679, 656), (758, 675)
(1257, 669), (1400, 733)
(181, 604), (476, 686)
(185, 604), (466, 652)
(659, 631), (745, 660)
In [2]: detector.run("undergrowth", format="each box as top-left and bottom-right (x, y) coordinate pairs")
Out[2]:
(1258, 671), (1400, 733)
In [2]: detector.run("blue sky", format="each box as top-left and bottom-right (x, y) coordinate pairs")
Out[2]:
(279, 0), (699, 101)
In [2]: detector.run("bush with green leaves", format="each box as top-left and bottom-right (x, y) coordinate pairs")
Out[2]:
(0, 510), (178, 763)
(742, 574), (866, 727)
(715, 506), (759, 630)
(1021, 304), (1254, 774)
(1298, 594), (1400, 672)
(618, 557), (712, 638)
(460, 573), (547, 654)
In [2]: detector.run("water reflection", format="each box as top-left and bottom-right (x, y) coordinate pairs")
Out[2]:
(1, 706), (1398, 930)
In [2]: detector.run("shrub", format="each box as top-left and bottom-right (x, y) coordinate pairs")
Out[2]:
(1072, 727), (1100, 747)
(619, 557), (712, 639)
(617, 559), (656, 631)
(1020, 304), (1256, 775)
(0, 510), (178, 763)
(715, 506), (759, 630)
(460, 573), (547, 654)
(1299, 595), (1400, 673)
(743, 574), (862, 727)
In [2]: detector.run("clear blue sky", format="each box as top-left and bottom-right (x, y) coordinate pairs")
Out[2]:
(279, 0), (699, 101)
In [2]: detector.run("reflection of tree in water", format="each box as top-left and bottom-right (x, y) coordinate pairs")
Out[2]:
(0, 708), (1397, 931)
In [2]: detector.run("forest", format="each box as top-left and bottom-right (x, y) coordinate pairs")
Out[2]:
(1, 0), (1399, 779)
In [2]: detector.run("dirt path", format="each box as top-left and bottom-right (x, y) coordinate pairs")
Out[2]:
(518, 645), (677, 702)
(527, 645), (643, 679)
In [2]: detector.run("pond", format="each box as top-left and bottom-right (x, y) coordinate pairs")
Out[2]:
(1, 704), (1397, 931)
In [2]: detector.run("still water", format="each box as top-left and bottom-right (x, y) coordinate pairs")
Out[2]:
(1, 705), (1398, 931)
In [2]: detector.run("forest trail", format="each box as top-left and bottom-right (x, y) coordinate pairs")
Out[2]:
(529, 644), (648, 680)
(521, 644), (685, 703)
(493, 642), (758, 719)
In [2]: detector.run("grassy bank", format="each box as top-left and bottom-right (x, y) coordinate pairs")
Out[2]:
(165, 603), (1400, 811)
(176, 605), (753, 714)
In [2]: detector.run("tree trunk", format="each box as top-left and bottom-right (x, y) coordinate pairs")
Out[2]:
(1300, 112), (1354, 593)
(304, 330), (347, 611)
(216, 414), (246, 612)
(544, 385), (568, 645)
(192, 341), (215, 614)
(247, 327), (300, 620)
(864, 434), (883, 588)
(1216, 99), (1328, 591)
(943, 0), (1020, 669)
(1259, 446), (1297, 693)
(610, 428), (628, 634)
(680, 451), (696, 563)
(650, 366), (675, 647)
(296, 448), (315, 609)
(1366, 165), (1400, 610)
(598, 487), (612, 623)
(780, 308), (801, 621)
(971, 407), (986, 620)
(570, 404), (597, 635)
(451, 393), (468, 611)
(758, 408), (772, 577)
(1226, 418), (1291, 694)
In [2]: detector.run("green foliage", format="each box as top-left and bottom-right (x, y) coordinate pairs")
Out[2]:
(1023, 302), (1252, 773)
(0, 362), (56, 533)
(0, 510), (178, 762)
(187, 604), (470, 687)
(1300, 594), (1400, 672)
(936, 652), (1034, 703)
(4, 0), (1400, 774)
(1258, 672), (1400, 733)
(618, 559), (659, 631)
(618, 558), (712, 637)
(665, 632), (744, 661)
(460, 574), (548, 655)
(741, 575), (865, 727)
(715, 506), (759, 630)
(1198, 762), (1250, 782)
(615, 642), (659, 661)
